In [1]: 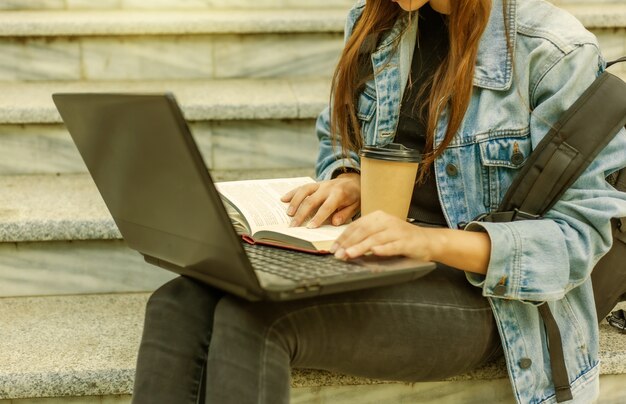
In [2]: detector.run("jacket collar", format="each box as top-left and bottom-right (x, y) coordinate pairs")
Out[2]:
(379, 0), (517, 92)
(474, 0), (516, 91)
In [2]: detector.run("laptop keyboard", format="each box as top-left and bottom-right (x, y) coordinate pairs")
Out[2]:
(244, 243), (371, 282)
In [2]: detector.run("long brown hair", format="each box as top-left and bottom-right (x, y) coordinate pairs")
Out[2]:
(331, 0), (492, 182)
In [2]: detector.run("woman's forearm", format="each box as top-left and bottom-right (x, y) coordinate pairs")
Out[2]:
(425, 228), (491, 275)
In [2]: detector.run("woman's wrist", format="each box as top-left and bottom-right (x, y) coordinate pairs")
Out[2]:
(421, 227), (491, 275)
(418, 227), (447, 263)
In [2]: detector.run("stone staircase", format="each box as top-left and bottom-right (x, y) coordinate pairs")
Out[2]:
(0, 0), (625, 402)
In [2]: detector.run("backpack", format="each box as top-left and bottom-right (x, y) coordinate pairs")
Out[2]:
(473, 57), (626, 402)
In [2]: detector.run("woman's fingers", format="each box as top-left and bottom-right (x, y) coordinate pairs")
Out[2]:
(280, 187), (297, 203)
(290, 190), (330, 227)
(307, 194), (341, 228)
(308, 192), (359, 228)
(335, 229), (394, 259)
(330, 202), (360, 226)
(308, 190), (361, 228)
(284, 174), (362, 228)
(284, 183), (319, 216)
(331, 211), (426, 260)
(333, 211), (390, 248)
(370, 241), (405, 257)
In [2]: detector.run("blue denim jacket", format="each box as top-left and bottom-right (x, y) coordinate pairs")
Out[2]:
(315, 0), (626, 402)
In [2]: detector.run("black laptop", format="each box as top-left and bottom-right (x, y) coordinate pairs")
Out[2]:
(52, 93), (435, 301)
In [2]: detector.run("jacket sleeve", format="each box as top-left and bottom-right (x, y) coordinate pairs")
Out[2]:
(314, 0), (365, 181)
(314, 106), (361, 180)
(465, 44), (626, 302)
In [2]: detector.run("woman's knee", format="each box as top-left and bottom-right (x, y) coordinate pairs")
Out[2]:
(213, 295), (266, 330)
(148, 276), (222, 309)
(212, 296), (295, 352)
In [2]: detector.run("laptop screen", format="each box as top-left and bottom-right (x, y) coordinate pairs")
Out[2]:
(53, 93), (263, 296)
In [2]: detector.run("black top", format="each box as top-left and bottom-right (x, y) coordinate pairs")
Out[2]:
(394, 4), (449, 226)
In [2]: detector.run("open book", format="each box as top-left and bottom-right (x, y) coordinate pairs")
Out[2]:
(215, 177), (347, 254)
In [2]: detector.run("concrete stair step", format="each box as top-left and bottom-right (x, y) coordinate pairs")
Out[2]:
(0, 294), (623, 402)
(0, 9), (347, 37)
(0, 174), (120, 244)
(0, 79), (328, 124)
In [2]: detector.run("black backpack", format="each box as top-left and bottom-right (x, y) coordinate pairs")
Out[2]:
(474, 57), (626, 402)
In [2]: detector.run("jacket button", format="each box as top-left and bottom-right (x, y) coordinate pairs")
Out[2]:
(493, 284), (507, 296)
(445, 163), (458, 177)
(519, 358), (532, 369)
(511, 152), (525, 166)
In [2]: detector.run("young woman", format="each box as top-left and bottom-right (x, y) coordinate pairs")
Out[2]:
(132, 0), (626, 403)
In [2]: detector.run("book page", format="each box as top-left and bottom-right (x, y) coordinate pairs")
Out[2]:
(216, 177), (315, 233)
(220, 197), (250, 235)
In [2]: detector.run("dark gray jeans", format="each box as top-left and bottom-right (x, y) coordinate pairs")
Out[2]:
(132, 264), (502, 404)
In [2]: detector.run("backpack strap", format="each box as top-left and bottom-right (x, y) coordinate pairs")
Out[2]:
(607, 56), (626, 69)
(538, 304), (574, 402)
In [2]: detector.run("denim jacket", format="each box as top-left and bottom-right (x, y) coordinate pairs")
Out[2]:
(315, 0), (626, 403)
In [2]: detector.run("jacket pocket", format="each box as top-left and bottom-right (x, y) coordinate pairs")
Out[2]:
(479, 133), (531, 168)
(477, 131), (532, 209)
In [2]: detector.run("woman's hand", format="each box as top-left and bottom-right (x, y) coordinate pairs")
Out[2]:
(281, 173), (361, 228)
(330, 210), (433, 261)
(331, 210), (492, 274)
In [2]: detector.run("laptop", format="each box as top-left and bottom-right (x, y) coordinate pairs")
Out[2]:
(52, 93), (436, 301)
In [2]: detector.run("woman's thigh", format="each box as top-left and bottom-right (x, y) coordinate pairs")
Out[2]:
(211, 263), (501, 382)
